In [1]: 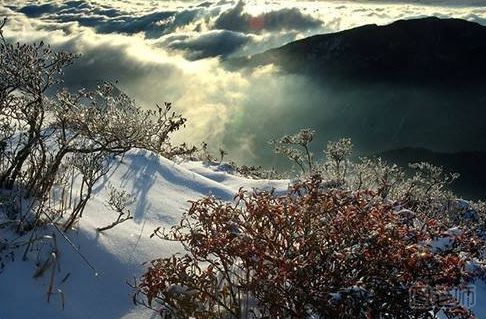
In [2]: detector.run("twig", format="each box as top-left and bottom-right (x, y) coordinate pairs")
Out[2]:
(42, 210), (98, 274)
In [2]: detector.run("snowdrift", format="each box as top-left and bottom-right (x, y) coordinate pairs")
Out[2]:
(1, 149), (485, 318)
(0, 149), (290, 319)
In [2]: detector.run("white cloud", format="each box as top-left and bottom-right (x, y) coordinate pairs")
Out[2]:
(2, 1), (486, 165)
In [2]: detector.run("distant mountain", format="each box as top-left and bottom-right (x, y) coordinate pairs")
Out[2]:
(377, 147), (486, 200)
(230, 17), (486, 87)
(228, 17), (486, 193)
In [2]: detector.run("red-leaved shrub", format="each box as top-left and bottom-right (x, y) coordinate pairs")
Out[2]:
(135, 175), (482, 319)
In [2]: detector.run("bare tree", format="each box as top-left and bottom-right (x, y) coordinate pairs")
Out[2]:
(0, 19), (188, 242)
(270, 128), (315, 173)
(0, 19), (74, 189)
(97, 186), (135, 232)
(1, 20), (188, 202)
(62, 152), (111, 231)
(323, 137), (353, 181)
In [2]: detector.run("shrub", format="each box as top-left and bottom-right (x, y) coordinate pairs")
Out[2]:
(269, 130), (459, 205)
(323, 137), (353, 181)
(135, 175), (482, 318)
(270, 128), (315, 173)
(96, 185), (135, 232)
(0, 18), (189, 202)
(0, 19), (191, 296)
(0, 20), (188, 225)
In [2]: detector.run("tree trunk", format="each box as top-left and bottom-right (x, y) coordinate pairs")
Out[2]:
(32, 148), (68, 200)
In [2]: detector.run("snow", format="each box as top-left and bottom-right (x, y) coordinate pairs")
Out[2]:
(1, 148), (485, 319)
(0, 149), (290, 319)
(179, 160), (288, 192)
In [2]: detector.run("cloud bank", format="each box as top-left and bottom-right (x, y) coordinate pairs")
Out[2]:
(2, 1), (486, 166)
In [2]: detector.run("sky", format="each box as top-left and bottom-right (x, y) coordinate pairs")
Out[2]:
(1, 0), (486, 167)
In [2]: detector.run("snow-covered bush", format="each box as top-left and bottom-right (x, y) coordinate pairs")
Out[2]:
(96, 185), (135, 232)
(0, 19), (189, 290)
(322, 137), (353, 181)
(270, 130), (465, 223)
(349, 157), (405, 197)
(270, 128), (315, 173)
(0, 20), (187, 213)
(228, 162), (282, 180)
(62, 152), (111, 231)
(135, 175), (482, 318)
(0, 18), (75, 191)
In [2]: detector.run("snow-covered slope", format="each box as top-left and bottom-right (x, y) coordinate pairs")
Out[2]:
(2, 149), (485, 319)
(0, 149), (290, 319)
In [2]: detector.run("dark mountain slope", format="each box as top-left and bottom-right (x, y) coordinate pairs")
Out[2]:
(226, 18), (486, 198)
(231, 17), (486, 87)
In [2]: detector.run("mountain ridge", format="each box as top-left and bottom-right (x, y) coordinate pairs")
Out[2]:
(229, 17), (486, 87)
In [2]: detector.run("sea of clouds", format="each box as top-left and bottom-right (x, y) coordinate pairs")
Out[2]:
(2, 0), (486, 166)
